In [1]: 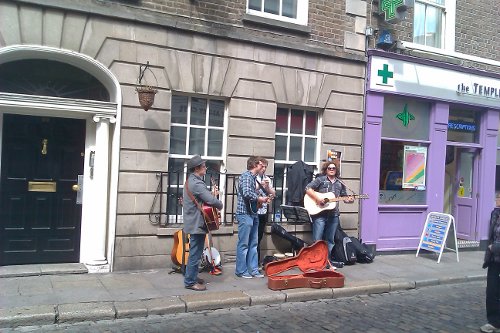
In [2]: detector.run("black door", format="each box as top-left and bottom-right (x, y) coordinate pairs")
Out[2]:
(0, 114), (85, 265)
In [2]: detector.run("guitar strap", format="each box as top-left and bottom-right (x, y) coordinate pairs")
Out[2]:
(336, 177), (357, 196)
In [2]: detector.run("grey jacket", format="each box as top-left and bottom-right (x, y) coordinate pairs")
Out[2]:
(183, 173), (223, 235)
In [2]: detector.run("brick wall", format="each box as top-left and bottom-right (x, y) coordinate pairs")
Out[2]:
(455, 0), (500, 62)
(369, 1), (500, 73)
(140, 0), (361, 53)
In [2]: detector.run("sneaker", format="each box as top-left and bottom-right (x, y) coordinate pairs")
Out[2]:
(185, 283), (206, 291)
(252, 272), (265, 278)
(480, 324), (500, 333)
(235, 273), (253, 279)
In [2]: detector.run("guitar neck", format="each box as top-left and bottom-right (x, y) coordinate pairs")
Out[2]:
(326, 196), (353, 203)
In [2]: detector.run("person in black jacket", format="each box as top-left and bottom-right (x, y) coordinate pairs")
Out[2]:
(481, 195), (500, 333)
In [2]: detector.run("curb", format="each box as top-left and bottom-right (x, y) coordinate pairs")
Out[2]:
(0, 275), (486, 328)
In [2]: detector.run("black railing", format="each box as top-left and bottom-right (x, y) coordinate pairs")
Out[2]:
(149, 171), (287, 227)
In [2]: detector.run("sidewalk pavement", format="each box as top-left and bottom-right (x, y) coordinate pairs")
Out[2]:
(0, 250), (486, 328)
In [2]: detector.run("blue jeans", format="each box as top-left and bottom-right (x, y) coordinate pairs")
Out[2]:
(184, 233), (205, 287)
(312, 213), (339, 260)
(235, 213), (259, 276)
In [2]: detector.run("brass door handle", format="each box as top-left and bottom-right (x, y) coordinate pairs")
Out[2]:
(72, 184), (80, 191)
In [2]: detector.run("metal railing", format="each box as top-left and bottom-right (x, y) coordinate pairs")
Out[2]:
(149, 171), (287, 227)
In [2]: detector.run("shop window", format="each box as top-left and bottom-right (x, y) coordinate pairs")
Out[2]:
(274, 107), (318, 210)
(382, 97), (430, 140)
(379, 141), (428, 205)
(447, 109), (480, 143)
(247, 0), (308, 26)
(413, 0), (445, 48)
(167, 95), (226, 218)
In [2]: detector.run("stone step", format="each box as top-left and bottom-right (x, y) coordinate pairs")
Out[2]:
(0, 263), (88, 278)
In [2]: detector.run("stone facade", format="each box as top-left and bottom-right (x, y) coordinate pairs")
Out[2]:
(0, 0), (367, 271)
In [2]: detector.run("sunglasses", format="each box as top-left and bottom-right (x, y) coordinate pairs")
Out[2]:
(327, 167), (336, 171)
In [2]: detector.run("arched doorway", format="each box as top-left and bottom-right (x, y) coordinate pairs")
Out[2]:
(0, 45), (121, 271)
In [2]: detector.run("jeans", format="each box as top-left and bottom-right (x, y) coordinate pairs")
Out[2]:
(312, 213), (339, 260)
(487, 262), (500, 328)
(184, 233), (205, 287)
(235, 213), (259, 276)
(257, 214), (267, 262)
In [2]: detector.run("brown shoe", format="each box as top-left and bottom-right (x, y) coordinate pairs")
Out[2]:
(185, 283), (206, 291)
(197, 278), (205, 284)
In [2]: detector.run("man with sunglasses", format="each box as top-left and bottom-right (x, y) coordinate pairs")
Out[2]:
(305, 161), (354, 262)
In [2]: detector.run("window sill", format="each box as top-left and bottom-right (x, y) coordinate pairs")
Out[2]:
(156, 225), (235, 236)
(378, 205), (429, 211)
(400, 41), (500, 67)
(242, 14), (311, 35)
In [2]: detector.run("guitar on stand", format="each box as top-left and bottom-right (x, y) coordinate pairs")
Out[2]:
(203, 177), (222, 275)
(303, 192), (369, 216)
(171, 230), (190, 270)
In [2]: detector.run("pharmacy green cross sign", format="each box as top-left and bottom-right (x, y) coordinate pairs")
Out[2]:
(377, 64), (394, 84)
(380, 0), (404, 21)
(396, 104), (415, 127)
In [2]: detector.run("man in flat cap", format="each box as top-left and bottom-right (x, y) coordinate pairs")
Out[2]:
(182, 155), (223, 291)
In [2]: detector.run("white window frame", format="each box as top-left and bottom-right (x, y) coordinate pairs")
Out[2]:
(273, 107), (320, 215)
(246, 0), (309, 26)
(167, 94), (228, 224)
(411, 0), (456, 51)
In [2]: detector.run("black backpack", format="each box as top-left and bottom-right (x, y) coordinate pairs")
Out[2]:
(332, 227), (357, 265)
(349, 236), (375, 263)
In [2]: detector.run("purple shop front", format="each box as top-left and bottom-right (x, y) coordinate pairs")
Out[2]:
(360, 50), (500, 251)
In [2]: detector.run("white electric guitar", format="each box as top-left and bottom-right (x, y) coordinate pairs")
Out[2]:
(303, 192), (369, 216)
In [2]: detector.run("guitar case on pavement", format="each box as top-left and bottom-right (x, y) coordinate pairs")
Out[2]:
(265, 240), (345, 290)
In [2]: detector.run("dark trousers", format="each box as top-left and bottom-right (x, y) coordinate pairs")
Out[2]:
(487, 262), (500, 328)
(257, 214), (267, 262)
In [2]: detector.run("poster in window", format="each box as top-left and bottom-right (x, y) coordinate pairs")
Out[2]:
(402, 146), (427, 189)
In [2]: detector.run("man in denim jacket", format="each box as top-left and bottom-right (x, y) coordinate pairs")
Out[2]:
(305, 161), (353, 260)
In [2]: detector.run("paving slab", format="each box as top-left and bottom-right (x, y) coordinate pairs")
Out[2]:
(180, 291), (250, 312)
(114, 300), (148, 319)
(142, 296), (186, 315)
(243, 289), (286, 306)
(0, 304), (56, 328)
(57, 302), (115, 324)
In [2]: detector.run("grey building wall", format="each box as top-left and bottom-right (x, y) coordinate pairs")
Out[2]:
(0, 0), (366, 270)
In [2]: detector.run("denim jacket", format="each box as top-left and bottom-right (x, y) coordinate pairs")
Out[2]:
(305, 175), (347, 216)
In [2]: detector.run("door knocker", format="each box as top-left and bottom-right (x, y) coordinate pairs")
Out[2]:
(41, 139), (48, 155)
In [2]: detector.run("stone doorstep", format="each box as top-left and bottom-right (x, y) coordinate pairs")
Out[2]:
(0, 264), (88, 278)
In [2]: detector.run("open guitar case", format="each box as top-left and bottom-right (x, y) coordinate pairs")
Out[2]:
(264, 240), (345, 290)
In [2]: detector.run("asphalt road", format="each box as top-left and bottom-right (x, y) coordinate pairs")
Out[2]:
(6, 281), (487, 333)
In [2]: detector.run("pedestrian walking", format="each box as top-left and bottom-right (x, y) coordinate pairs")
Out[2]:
(481, 194), (500, 333)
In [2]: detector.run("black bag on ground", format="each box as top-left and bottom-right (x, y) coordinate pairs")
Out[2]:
(271, 223), (307, 251)
(349, 236), (375, 263)
(332, 227), (357, 265)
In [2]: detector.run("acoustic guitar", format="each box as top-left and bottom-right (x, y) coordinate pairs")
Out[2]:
(303, 192), (369, 216)
(171, 229), (189, 267)
(202, 177), (221, 231)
